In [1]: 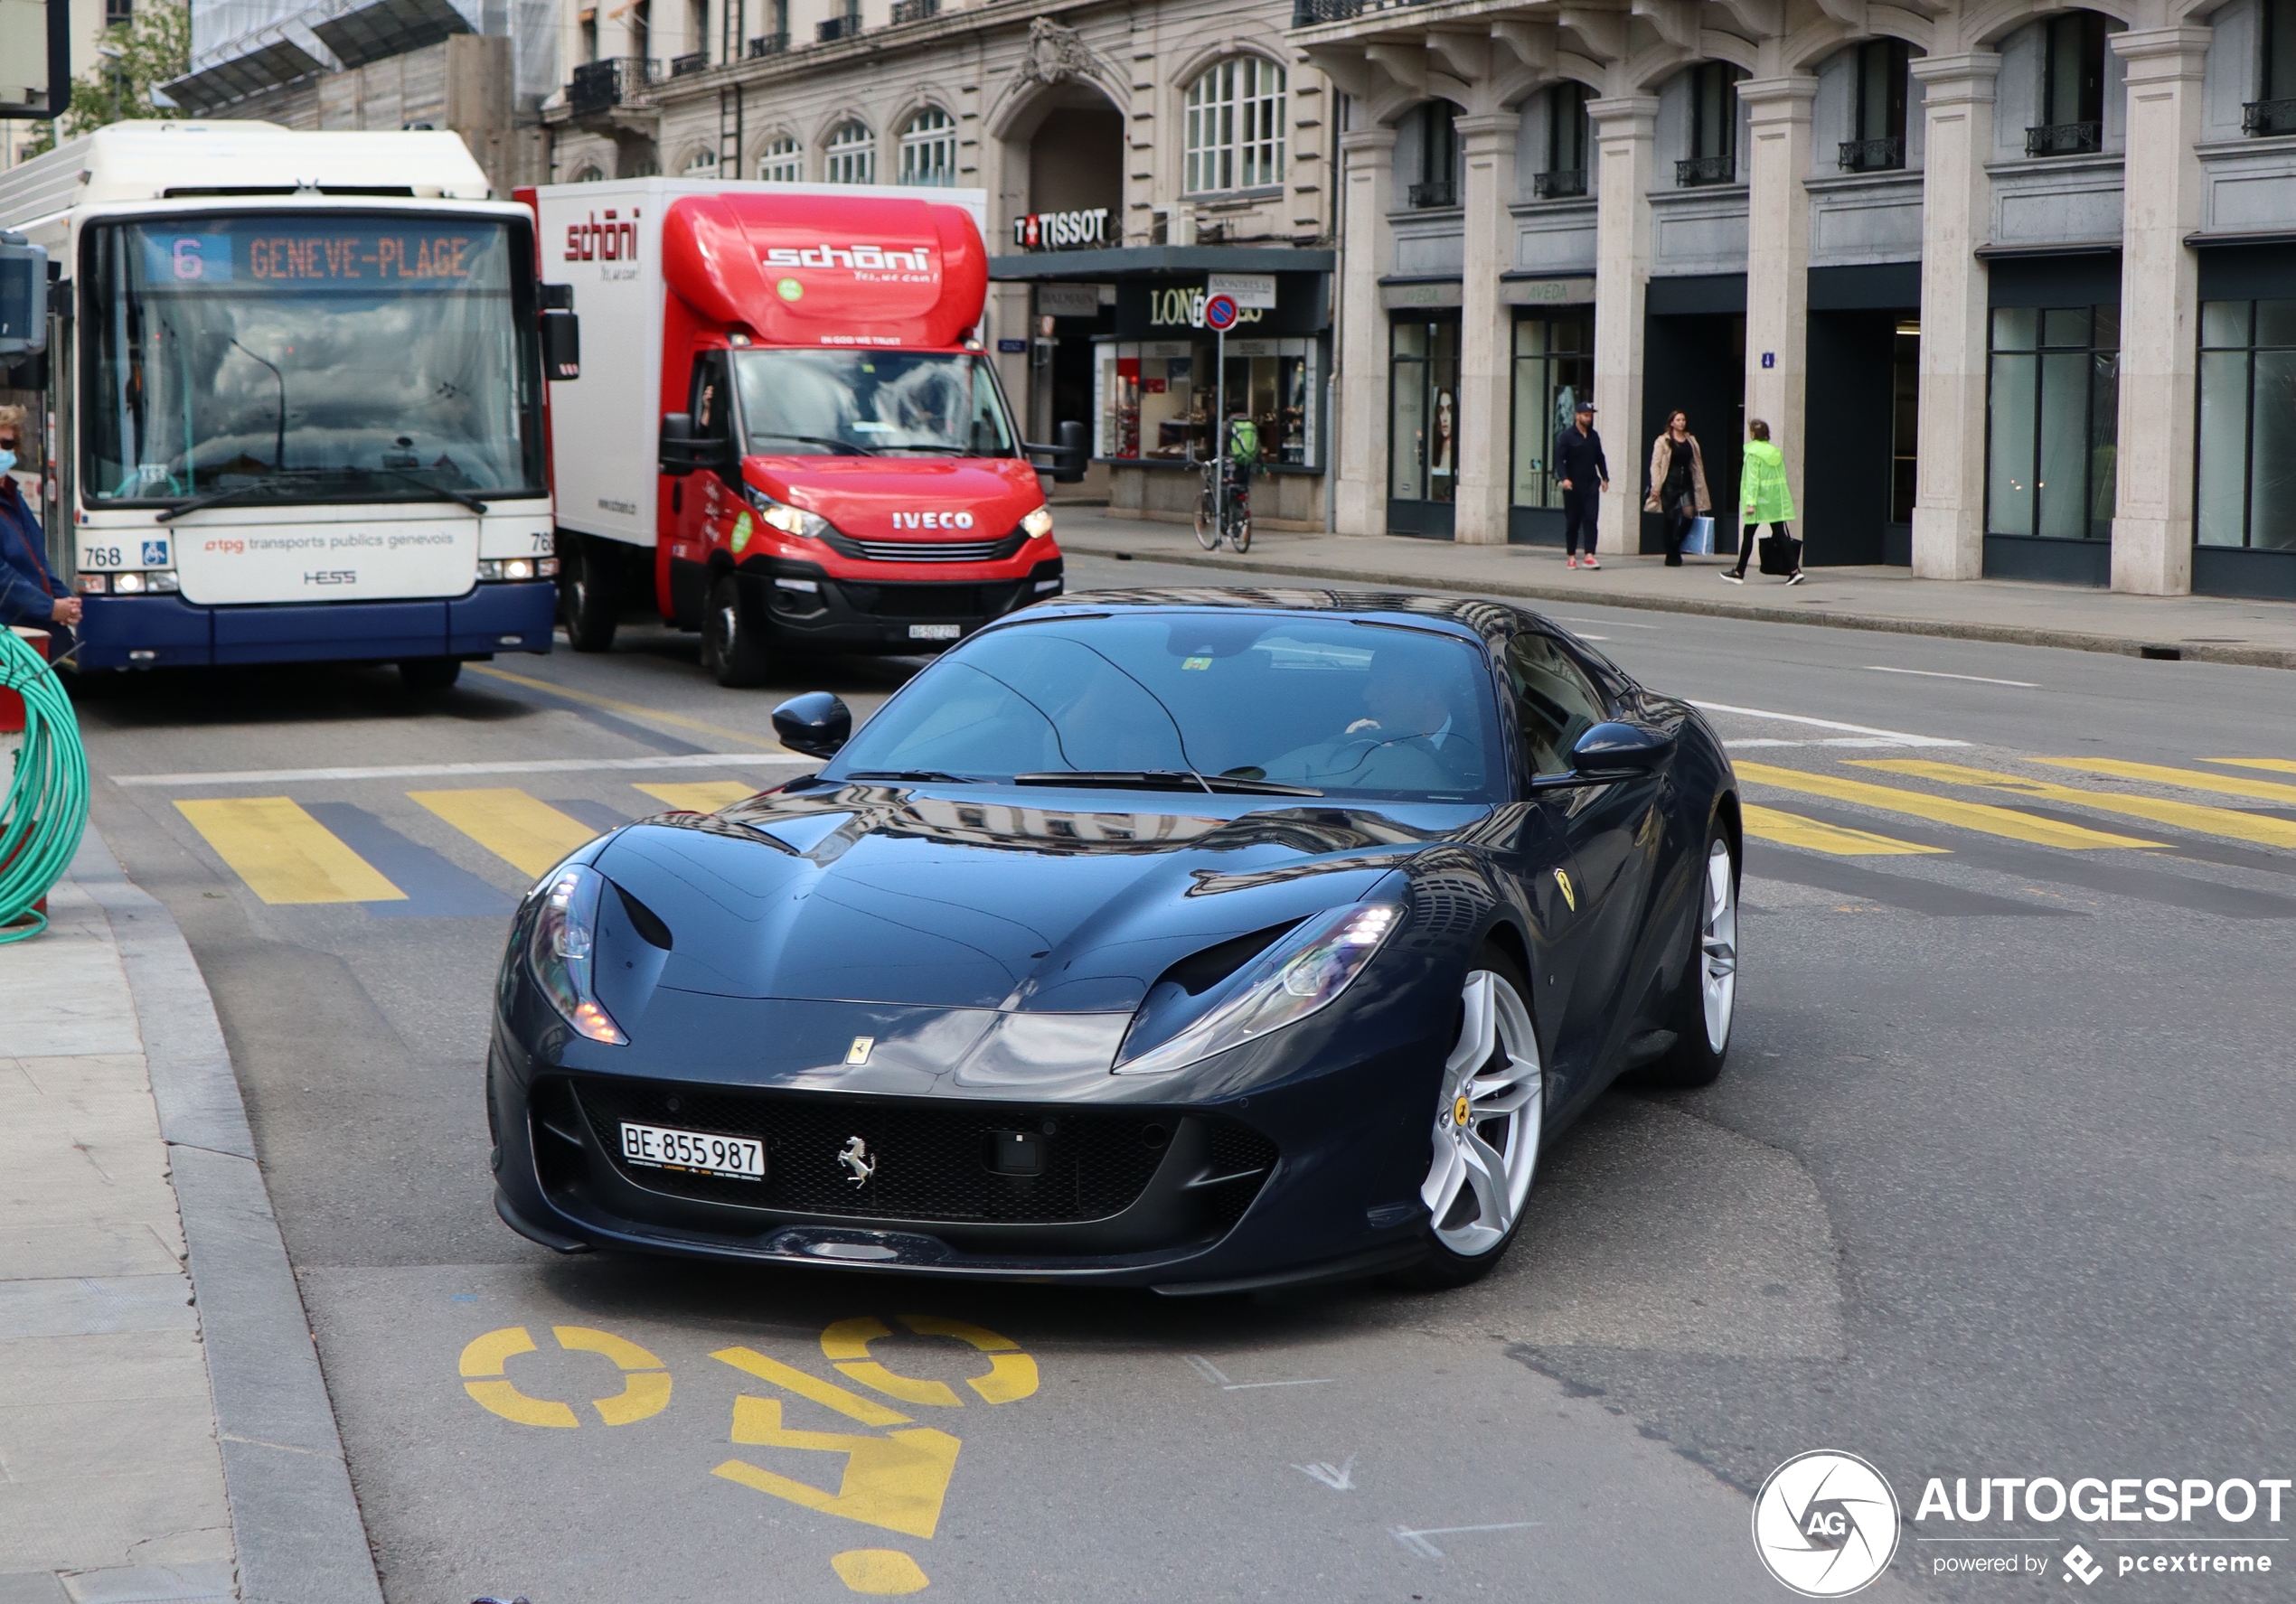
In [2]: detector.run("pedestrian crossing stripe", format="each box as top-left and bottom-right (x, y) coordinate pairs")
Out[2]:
(409, 788), (601, 877)
(2205, 758), (2296, 776)
(1731, 763), (2158, 850)
(1741, 804), (1949, 857)
(2034, 756), (2296, 805)
(1852, 760), (2296, 851)
(174, 797), (407, 905)
(633, 781), (757, 813)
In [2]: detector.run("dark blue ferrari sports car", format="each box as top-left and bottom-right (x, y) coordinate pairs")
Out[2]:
(487, 589), (1741, 1291)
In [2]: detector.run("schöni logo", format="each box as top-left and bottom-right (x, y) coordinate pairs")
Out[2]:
(564, 210), (639, 263)
(762, 244), (934, 272)
(1753, 1451), (1902, 1597)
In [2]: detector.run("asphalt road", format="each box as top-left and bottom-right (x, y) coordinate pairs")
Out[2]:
(73, 553), (2296, 1603)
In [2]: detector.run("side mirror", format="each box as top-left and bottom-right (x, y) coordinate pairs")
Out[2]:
(772, 691), (852, 758)
(540, 309), (579, 380)
(1568, 720), (1673, 776)
(1053, 419), (1087, 483)
(660, 411), (724, 474)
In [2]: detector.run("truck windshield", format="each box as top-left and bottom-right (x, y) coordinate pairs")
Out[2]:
(729, 350), (1015, 458)
(82, 216), (543, 505)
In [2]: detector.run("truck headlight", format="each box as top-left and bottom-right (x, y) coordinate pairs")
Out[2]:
(1021, 505), (1055, 540)
(746, 483), (833, 539)
(525, 863), (626, 1045)
(1113, 903), (1400, 1075)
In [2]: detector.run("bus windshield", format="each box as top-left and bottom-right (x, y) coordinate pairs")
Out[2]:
(82, 216), (544, 506)
(729, 349), (1016, 458)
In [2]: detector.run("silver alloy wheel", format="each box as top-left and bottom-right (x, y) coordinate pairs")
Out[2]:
(1421, 968), (1544, 1257)
(1700, 838), (1738, 1052)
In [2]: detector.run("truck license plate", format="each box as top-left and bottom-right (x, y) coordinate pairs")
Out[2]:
(619, 1121), (765, 1180)
(908, 624), (962, 641)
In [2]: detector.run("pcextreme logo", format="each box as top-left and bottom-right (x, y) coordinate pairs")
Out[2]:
(1753, 1451), (1903, 1598)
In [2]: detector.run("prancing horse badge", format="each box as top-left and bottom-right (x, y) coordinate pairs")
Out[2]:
(838, 1136), (876, 1187)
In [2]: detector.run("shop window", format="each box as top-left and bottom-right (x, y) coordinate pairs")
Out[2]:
(2197, 300), (2296, 551)
(2028, 14), (2106, 155)
(758, 134), (802, 182)
(899, 108), (956, 186)
(1986, 305), (2118, 539)
(1891, 320), (1920, 523)
(2247, 0), (2296, 133)
(1508, 310), (1595, 509)
(1096, 336), (1316, 467)
(824, 120), (875, 184)
(1184, 58), (1286, 194)
(1407, 101), (1462, 209)
(1840, 40), (1909, 171)
(1678, 63), (1739, 186)
(1391, 315), (1461, 504)
(1537, 84), (1590, 198)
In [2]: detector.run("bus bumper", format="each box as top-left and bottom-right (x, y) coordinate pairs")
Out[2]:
(74, 583), (557, 670)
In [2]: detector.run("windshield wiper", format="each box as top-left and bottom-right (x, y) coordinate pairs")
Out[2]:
(358, 466), (489, 514)
(1198, 774), (1325, 797)
(750, 432), (878, 456)
(155, 474), (296, 522)
(842, 769), (973, 783)
(1012, 770), (1214, 793)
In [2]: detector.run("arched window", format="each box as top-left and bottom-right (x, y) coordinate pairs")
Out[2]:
(1184, 57), (1285, 194)
(824, 120), (876, 183)
(899, 106), (956, 185)
(570, 164), (607, 183)
(758, 133), (802, 182)
(681, 146), (718, 176)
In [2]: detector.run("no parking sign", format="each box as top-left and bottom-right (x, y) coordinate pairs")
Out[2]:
(1202, 294), (1240, 333)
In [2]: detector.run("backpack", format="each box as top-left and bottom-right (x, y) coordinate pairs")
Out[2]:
(1227, 417), (1260, 465)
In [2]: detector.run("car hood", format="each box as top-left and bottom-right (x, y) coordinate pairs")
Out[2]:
(746, 457), (1045, 540)
(589, 783), (1480, 1015)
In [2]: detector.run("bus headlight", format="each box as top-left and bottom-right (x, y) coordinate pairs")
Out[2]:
(477, 558), (556, 580)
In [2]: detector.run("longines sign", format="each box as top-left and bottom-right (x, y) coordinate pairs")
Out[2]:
(1011, 208), (1110, 249)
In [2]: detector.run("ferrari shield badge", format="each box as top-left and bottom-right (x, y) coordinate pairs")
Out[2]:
(1552, 867), (1576, 913)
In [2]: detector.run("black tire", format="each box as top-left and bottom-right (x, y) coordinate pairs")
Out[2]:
(399, 657), (462, 692)
(560, 534), (619, 653)
(1642, 819), (1738, 1089)
(1396, 943), (1543, 1290)
(701, 573), (771, 688)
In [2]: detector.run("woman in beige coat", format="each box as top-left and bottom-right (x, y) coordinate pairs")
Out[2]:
(1643, 410), (1712, 567)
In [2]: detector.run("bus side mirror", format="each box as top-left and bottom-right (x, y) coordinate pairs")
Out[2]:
(540, 309), (579, 380)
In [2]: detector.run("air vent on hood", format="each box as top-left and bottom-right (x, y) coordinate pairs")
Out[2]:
(1156, 920), (1303, 998)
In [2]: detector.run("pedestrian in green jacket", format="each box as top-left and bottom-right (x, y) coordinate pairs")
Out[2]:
(1726, 419), (1803, 585)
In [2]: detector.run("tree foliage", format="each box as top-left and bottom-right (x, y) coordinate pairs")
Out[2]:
(28, 0), (191, 155)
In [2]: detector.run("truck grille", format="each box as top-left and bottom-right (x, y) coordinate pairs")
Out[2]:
(837, 580), (1024, 618)
(822, 530), (1028, 564)
(572, 1080), (1275, 1226)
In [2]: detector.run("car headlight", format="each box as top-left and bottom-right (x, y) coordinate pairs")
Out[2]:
(526, 862), (627, 1045)
(1113, 902), (1400, 1075)
(1021, 505), (1054, 540)
(746, 483), (834, 539)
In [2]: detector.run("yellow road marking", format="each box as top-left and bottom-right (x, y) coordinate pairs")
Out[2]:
(634, 780), (757, 812)
(552, 1325), (673, 1425)
(832, 1550), (929, 1595)
(409, 787), (598, 877)
(715, 1397), (961, 1539)
(469, 663), (785, 750)
(2205, 757), (2296, 775)
(2033, 756), (2296, 804)
(824, 1318), (965, 1409)
(1854, 760), (2296, 850)
(1732, 763), (2156, 849)
(458, 1327), (578, 1428)
(900, 1315), (1040, 1404)
(1741, 803), (1948, 857)
(712, 1346), (913, 1428)
(174, 797), (405, 904)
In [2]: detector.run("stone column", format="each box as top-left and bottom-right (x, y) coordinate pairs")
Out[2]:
(1739, 76), (1817, 530)
(2110, 25), (2210, 596)
(1588, 96), (1656, 556)
(1454, 113), (1520, 544)
(1336, 125), (1398, 536)
(1907, 52), (2000, 580)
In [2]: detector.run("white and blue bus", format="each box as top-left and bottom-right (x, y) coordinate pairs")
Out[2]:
(0, 122), (567, 687)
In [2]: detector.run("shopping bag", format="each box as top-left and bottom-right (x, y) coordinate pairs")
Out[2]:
(1682, 516), (1716, 556)
(1758, 530), (1802, 576)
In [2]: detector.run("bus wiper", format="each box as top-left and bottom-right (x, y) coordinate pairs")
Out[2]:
(155, 474), (296, 522)
(359, 465), (490, 514)
(1012, 770), (1215, 793)
(749, 433), (878, 456)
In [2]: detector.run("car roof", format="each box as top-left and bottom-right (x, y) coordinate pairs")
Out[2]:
(1007, 586), (1539, 647)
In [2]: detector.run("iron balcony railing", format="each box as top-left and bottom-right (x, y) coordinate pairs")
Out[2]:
(1292, 0), (1364, 21)
(890, 0), (936, 23)
(816, 11), (860, 41)
(1838, 136), (1904, 172)
(2025, 120), (2103, 156)
(1675, 154), (1736, 187)
(2243, 98), (2296, 135)
(669, 50), (708, 75)
(1533, 167), (1586, 199)
(747, 31), (788, 53)
(1406, 179), (1455, 208)
(568, 57), (655, 117)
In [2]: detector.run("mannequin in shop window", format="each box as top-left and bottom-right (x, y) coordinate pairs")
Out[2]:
(1431, 390), (1455, 483)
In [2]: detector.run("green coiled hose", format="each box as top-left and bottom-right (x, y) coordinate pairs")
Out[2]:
(0, 628), (88, 943)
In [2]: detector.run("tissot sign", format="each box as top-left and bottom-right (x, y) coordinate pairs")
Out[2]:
(1011, 208), (1110, 249)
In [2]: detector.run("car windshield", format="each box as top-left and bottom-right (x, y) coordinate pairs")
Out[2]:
(82, 216), (542, 503)
(824, 613), (1503, 802)
(730, 350), (1016, 458)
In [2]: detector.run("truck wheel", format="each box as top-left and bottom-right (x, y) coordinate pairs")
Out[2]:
(560, 535), (618, 653)
(701, 575), (770, 688)
(399, 657), (462, 692)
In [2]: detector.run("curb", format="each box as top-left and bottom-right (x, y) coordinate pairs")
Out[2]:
(68, 828), (385, 1604)
(1058, 538), (2296, 672)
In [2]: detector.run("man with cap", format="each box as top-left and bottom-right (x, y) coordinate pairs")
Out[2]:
(1551, 399), (1609, 570)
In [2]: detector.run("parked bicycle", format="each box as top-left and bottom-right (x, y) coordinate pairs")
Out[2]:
(1191, 415), (1257, 553)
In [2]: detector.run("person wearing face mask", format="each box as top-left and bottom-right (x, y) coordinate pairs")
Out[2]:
(0, 406), (80, 650)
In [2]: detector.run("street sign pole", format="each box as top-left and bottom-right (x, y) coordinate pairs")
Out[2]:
(1201, 293), (1242, 516)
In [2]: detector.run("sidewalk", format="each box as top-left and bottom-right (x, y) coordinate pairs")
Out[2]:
(1053, 511), (2296, 671)
(0, 831), (381, 1604)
